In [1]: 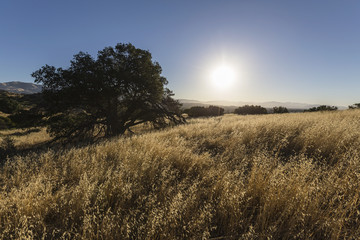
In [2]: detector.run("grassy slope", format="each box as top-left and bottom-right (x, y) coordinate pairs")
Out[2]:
(0, 128), (50, 149)
(1, 111), (360, 239)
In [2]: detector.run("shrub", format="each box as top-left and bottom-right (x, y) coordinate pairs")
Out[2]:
(273, 106), (289, 114)
(0, 116), (16, 129)
(0, 136), (15, 163)
(234, 105), (267, 115)
(185, 105), (224, 117)
(0, 96), (21, 114)
(348, 103), (360, 109)
(304, 105), (337, 112)
(9, 109), (43, 128)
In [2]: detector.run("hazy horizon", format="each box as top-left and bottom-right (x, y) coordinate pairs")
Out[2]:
(0, 80), (352, 108)
(1, 1), (359, 106)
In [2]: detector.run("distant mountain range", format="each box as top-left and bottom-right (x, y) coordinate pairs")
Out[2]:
(0, 81), (42, 94)
(0, 81), (345, 111)
(178, 99), (346, 112)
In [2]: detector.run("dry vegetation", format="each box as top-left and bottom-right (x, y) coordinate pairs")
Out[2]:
(1, 110), (360, 239)
(0, 127), (50, 149)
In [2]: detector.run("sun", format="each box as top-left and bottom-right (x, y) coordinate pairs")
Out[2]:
(211, 65), (236, 90)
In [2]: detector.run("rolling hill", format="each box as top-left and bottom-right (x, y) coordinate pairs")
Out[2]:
(0, 81), (42, 94)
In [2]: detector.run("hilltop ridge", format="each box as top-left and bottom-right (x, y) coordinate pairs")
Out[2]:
(0, 81), (42, 94)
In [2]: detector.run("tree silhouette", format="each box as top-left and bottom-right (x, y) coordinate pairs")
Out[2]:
(348, 103), (360, 109)
(0, 95), (21, 114)
(234, 105), (267, 115)
(273, 106), (289, 114)
(32, 43), (184, 140)
(9, 109), (44, 128)
(304, 105), (337, 112)
(185, 105), (224, 117)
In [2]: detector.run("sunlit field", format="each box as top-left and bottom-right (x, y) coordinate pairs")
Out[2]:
(1, 110), (360, 239)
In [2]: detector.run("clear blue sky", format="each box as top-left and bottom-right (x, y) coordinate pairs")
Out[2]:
(1, 0), (359, 105)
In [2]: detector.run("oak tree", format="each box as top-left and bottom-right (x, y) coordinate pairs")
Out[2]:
(32, 43), (184, 140)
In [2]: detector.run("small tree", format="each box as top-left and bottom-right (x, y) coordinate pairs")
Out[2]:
(32, 43), (185, 140)
(0, 96), (21, 114)
(185, 105), (224, 118)
(208, 105), (225, 116)
(349, 103), (360, 109)
(0, 136), (16, 163)
(273, 106), (289, 114)
(9, 109), (44, 128)
(304, 105), (337, 112)
(234, 105), (267, 115)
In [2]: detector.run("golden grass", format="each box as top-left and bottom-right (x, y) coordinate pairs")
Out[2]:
(1, 110), (360, 239)
(0, 127), (51, 149)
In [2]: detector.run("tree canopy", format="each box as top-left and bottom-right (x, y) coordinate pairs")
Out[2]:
(184, 105), (224, 118)
(234, 105), (267, 115)
(273, 106), (289, 114)
(304, 105), (338, 112)
(349, 103), (360, 109)
(32, 43), (184, 140)
(0, 95), (21, 114)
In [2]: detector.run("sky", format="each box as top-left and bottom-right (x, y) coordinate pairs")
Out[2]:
(1, 0), (360, 106)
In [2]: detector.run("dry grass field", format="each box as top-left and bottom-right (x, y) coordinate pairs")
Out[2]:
(1, 110), (360, 239)
(0, 127), (50, 149)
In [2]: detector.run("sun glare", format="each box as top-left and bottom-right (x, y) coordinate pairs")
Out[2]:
(211, 65), (236, 90)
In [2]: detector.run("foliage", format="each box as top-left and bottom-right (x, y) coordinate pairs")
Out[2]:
(2, 111), (360, 238)
(9, 109), (44, 128)
(32, 43), (184, 140)
(305, 105), (338, 112)
(234, 105), (267, 115)
(0, 136), (15, 163)
(184, 105), (224, 117)
(0, 91), (44, 129)
(0, 95), (21, 114)
(273, 106), (289, 114)
(348, 103), (360, 109)
(0, 116), (16, 130)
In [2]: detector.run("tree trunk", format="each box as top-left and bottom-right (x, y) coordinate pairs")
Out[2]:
(105, 99), (124, 136)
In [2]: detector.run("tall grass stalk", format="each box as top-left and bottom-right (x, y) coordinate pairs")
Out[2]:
(1, 110), (360, 239)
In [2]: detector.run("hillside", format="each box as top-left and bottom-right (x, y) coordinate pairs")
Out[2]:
(1, 110), (360, 239)
(0, 81), (42, 94)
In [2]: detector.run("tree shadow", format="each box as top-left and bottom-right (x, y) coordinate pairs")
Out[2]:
(7, 128), (41, 136)
(1, 134), (108, 166)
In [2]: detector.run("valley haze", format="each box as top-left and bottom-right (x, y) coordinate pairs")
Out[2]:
(0, 81), (345, 111)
